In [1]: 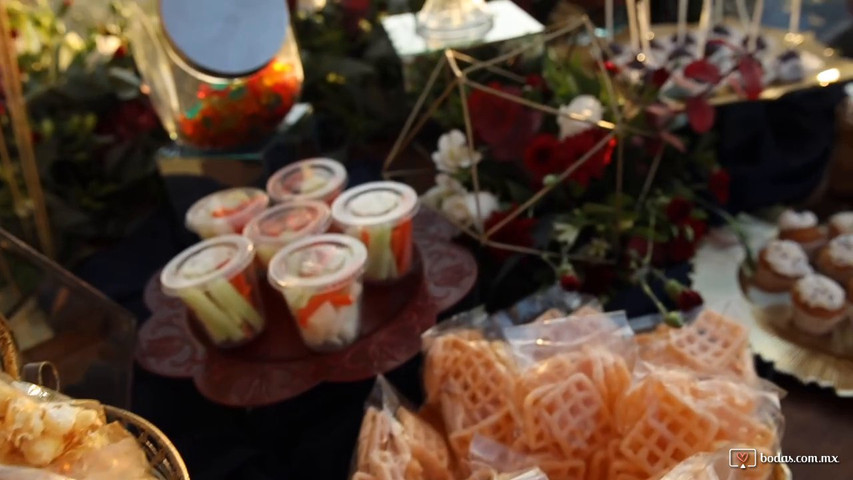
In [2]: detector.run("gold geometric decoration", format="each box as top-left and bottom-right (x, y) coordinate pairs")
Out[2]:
(0, 3), (54, 258)
(383, 15), (654, 260)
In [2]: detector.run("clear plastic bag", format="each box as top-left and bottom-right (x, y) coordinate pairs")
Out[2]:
(487, 285), (600, 328)
(0, 375), (155, 480)
(0, 466), (75, 480)
(502, 309), (635, 367)
(633, 309), (765, 384)
(352, 376), (454, 480)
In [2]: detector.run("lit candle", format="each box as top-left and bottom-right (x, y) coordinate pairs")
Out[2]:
(626, 0), (639, 52)
(789, 0), (802, 36)
(677, 0), (688, 44)
(696, 0), (712, 57)
(606, 0), (614, 40)
(748, 0), (764, 51)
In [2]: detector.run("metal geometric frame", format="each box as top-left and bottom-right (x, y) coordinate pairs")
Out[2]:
(383, 15), (656, 259)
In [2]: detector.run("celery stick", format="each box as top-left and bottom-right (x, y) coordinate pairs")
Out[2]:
(364, 227), (385, 279)
(374, 225), (395, 280)
(283, 285), (312, 311)
(178, 288), (243, 342)
(209, 278), (264, 330)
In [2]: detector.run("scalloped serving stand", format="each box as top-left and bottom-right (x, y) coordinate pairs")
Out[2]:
(693, 217), (853, 397)
(137, 212), (476, 407)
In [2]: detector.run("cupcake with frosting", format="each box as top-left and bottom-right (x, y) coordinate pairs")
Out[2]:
(753, 240), (813, 293)
(791, 274), (846, 335)
(777, 209), (826, 256)
(816, 234), (853, 286)
(829, 212), (853, 238)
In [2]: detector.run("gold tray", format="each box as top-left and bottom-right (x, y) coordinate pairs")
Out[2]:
(692, 217), (853, 397)
(611, 21), (853, 105)
(736, 267), (853, 397)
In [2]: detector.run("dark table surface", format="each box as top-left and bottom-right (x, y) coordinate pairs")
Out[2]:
(75, 202), (853, 480)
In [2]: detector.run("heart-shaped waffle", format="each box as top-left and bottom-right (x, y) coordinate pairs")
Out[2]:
(428, 337), (517, 432)
(448, 407), (519, 471)
(522, 373), (612, 460)
(618, 375), (720, 477)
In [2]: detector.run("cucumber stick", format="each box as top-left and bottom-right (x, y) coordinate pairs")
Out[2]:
(209, 278), (264, 330)
(178, 288), (244, 343)
(365, 225), (396, 280)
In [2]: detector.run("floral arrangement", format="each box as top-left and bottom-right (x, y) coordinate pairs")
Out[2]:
(1, 0), (166, 261)
(407, 22), (762, 322)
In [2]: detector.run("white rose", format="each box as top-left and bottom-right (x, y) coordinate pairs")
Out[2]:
(558, 95), (603, 140)
(463, 192), (500, 229)
(441, 194), (473, 227)
(431, 129), (482, 174)
(435, 173), (465, 194)
(421, 174), (466, 209)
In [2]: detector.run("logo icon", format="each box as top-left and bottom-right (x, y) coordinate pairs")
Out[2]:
(729, 449), (757, 469)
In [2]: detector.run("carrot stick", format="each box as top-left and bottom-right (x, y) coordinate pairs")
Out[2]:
(390, 220), (413, 274)
(295, 290), (354, 326)
(230, 272), (252, 299)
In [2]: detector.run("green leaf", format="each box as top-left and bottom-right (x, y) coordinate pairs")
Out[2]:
(506, 180), (533, 204)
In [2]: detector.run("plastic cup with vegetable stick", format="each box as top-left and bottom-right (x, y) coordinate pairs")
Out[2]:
(186, 187), (269, 239)
(331, 181), (419, 282)
(266, 158), (347, 205)
(243, 200), (332, 268)
(268, 234), (367, 352)
(161, 235), (266, 348)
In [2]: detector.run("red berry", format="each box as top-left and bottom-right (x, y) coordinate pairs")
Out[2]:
(560, 274), (581, 292)
(676, 289), (704, 311)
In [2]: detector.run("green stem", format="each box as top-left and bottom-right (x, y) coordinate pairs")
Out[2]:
(639, 276), (669, 318)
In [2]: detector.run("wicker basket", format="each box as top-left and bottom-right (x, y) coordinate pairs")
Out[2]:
(0, 312), (190, 480)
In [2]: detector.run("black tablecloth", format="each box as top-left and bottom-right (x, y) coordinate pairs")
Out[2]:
(71, 87), (845, 479)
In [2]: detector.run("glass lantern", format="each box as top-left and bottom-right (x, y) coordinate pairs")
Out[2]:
(127, 0), (304, 153)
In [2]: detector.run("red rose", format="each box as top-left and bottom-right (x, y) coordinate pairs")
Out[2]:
(676, 289), (704, 311)
(624, 235), (665, 268)
(685, 217), (708, 242)
(709, 168), (731, 205)
(523, 133), (561, 182)
(468, 83), (542, 161)
(554, 129), (616, 188)
(484, 208), (537, 261)
(665, 197), (693, 223)
(651, 68), (670, 88)
(113, 45), (128, 60)
(666, 234), (695, 264)
(525, 74), (546, 90)
(560, 274), (581, 291)
(341, 0), (371, 36)
(100, 99), (160, 141)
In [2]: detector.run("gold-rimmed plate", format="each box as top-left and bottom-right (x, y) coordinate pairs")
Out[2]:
(610, 21), (853, 106)
(692, 218), (853, 397)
